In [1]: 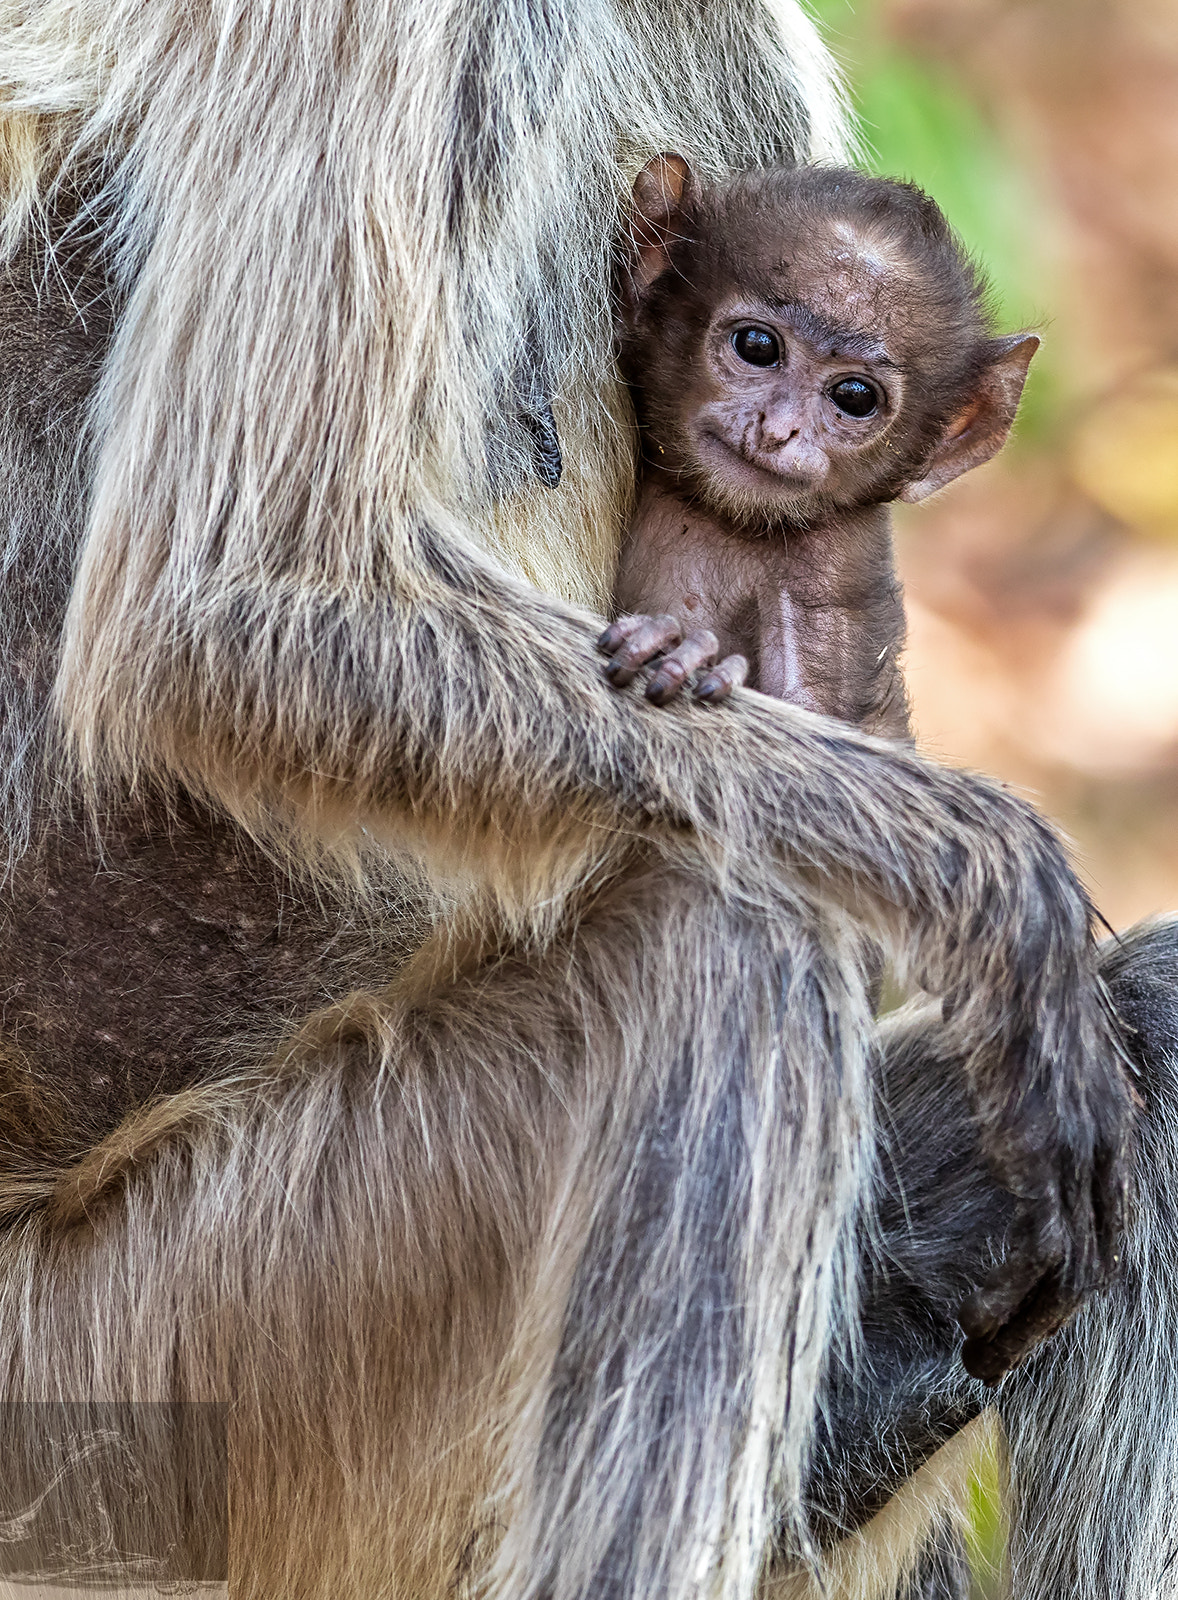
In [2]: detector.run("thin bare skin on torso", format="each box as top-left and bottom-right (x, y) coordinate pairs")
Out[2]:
(614, 471), (910, 738)
(0, 803), (423, 1139)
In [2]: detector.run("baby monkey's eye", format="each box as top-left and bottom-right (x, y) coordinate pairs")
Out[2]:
(732, 326), (780, 367)
(828, 377), (881, 418)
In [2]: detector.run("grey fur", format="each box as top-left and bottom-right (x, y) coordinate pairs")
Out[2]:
(0, 4), (1143, 1598)
(793, 916), (1178, 1600)
(1001, 916), (1178, 1597)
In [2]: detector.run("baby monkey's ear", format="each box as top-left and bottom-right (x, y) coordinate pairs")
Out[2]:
(628, 153), (695, 296)
(900, 334), (1040, 503)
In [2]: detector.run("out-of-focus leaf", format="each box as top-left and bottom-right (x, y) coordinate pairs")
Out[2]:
(860, 57), (1036, 317)
(965, 1442), (1007, 1600)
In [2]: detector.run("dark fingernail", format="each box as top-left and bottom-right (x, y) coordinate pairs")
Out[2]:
(961, 1337), (1010, 1387)
(694, 676), (720, 701)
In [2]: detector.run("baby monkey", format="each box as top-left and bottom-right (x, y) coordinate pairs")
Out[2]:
(601, 158), (1038, 736)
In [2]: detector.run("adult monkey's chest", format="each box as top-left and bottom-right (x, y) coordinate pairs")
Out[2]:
(0, 202), (428, 1162)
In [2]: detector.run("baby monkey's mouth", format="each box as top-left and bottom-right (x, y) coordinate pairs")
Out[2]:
(698, 429), (818, 496)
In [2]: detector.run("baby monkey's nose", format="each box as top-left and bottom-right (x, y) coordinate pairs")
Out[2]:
(759, 419), (828, 481)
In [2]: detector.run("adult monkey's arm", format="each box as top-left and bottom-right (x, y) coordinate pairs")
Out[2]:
(32, 0), (1130, 1377)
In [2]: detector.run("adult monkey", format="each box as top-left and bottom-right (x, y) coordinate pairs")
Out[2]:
(0, 4), (1152, 1599)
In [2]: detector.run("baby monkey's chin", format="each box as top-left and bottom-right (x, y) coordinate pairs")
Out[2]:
(695, 471), (826, 532)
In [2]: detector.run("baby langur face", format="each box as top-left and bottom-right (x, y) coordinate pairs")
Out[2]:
(684, 295), (902, 522)
(623, 158), (1041, 525)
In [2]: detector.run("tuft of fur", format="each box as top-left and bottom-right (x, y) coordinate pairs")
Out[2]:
(779, 917), (1178, 1600)
(766, 1413), (1003, 1600)
(996, 915), (1178, 1599)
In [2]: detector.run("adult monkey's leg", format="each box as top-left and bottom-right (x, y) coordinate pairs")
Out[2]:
(999, 915), (1178, 1598)
(0, 856), (865, 1600)
(793, 916), (1178, 1600)
(489, 863), (868, 1600)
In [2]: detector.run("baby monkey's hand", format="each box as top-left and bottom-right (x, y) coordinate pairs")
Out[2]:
(597, 614), (748, 705)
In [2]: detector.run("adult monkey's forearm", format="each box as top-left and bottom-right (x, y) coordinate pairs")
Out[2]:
(56, 493), (1130, 1386)
(57, 509), (1110, 947)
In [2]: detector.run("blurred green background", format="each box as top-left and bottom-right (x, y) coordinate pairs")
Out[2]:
(804, 0), (1178, 935)
(804, 2), (1178, 1592)
(814, 0), (1049, 326)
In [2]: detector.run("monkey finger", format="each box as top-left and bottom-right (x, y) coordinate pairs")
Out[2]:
(693, 654), (749, 703)
(597, 612), (679, 657)
(601, 614), (683, 686)
(645, 629), (721, 705)
(958, 1267), (1034, 1346)
(960, 1272), (1076, 1385)
(956, 1200), (1064, 1342)
(597, 614), (650, 654)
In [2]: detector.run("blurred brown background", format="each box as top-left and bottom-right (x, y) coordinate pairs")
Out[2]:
(812, 0), (1178, 930)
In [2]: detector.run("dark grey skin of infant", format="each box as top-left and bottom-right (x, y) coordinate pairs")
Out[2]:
(601, 157), (1039, 736)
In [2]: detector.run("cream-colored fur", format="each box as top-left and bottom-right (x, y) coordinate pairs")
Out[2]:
(767, 1415), (1004, 1600)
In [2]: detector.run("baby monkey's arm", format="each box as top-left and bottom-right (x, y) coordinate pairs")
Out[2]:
(597, 614), (748, 705)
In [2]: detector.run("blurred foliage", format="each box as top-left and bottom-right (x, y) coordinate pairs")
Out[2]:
(805, 0), (1062, 441)
(1072, 368), (1178, 536)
